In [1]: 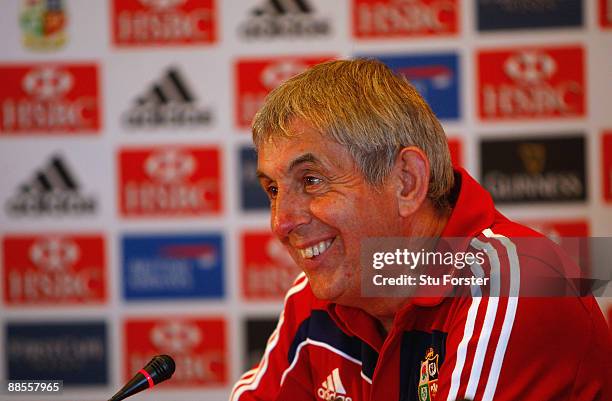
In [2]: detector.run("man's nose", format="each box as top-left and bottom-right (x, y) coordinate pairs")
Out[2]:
(271, 191), (310, 239)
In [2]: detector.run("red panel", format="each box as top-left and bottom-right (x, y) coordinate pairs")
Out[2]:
(352, 0), (459, 39)
(0, 63), (101, 134)
(3, 234), (106, 305)
(477, 46), (585, 120)
(118, 146), (222, 217)
(124, 317), (227, 386)
(111, 0), (216, 46)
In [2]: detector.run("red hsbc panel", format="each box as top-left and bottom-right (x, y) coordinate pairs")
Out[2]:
(352, 0), (459, 39)
(3, 234), (106, 305)
(118, 146), (221, 217)
(477, 46), (585, 120)
(447, 136), (462, 167)
(235, 56), (334, 129)
(601, 0), (612, 28)
(603, 132), (612, 203)
(0, 63), (100, 134)
(241, 231), (300, 300)
(521, 219), (589, 268)
(111, 0), (216, 46)
(522, 219), (590, 238)
(608, 306), (612, 337)
(124, 317), (227, 387)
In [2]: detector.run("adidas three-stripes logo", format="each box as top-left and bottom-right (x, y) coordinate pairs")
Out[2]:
(136, 67), (195, 106)
(124, 66), (211, 127)
(317, 368), (352, 401)
(19, 156), (79, 194)
(240, 0), (330, 38)
(252, 0), (313, 16)
(6, 155), (96, 215)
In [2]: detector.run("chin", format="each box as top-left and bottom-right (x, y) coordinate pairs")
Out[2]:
(308, 279), (342, 302)
(310, 282), (359, 307)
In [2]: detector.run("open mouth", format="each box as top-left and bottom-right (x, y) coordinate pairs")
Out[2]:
(298, 237), (335, 259)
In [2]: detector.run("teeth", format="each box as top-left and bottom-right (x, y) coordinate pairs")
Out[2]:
(300, 239), (333, 259)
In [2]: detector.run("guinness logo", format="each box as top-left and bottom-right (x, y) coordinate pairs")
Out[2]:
(518, 143), (546, 175)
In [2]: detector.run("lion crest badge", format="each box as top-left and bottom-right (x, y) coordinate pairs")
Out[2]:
(418, 347), (439, 401)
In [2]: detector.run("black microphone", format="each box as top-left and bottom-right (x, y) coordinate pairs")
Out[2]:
(108, 355), (176, 401)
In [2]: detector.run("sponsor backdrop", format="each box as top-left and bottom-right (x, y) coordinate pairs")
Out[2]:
(0, 1), (611, 400)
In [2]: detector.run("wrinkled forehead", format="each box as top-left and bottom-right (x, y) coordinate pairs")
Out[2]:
(256, 118), (330, 155)
(255, 123), (357, 178)
(254, 116), (319, 149)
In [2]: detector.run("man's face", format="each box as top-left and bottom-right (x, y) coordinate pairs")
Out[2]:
(256, 120), (402, 306)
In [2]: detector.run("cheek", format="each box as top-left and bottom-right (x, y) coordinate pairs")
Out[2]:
(309, 196), (346, 221)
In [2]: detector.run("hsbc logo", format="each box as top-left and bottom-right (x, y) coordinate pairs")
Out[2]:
(125, 318), (227, 386)
(0, 63), (100, 134)
(151, 321), (201, 353)
(29, 237), (80, 271)
(504, 51), (556, 84)
(242, 231), (300, 299)
(261, 60), (308, 89)
(3, 234), (106, 305)
(112, 0), (216, 46)
(478, 46), (585, 120)
(119, 147), (221, 216)
(139, 0), (187, 10)
(236, 56), (333, 129)
(353, 0), (459, 39)
(145, 149), (196, 183)
(23, 67), (73, 100)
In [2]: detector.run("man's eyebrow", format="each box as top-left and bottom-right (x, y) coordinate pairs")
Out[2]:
(287, 153), (320, 172)
(256, 153), (321, 180)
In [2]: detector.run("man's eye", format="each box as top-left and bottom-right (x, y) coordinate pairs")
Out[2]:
(304, 176), (322, 186)
(266, 185), (278, 199)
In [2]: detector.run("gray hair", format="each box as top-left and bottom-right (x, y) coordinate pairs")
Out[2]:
(252, 58), (454, 211)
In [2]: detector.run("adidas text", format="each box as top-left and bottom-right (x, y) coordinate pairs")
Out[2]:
(7, 192), (96, 215)
(240, 15), (330, 37)
(317, 388), (352, 401)
(123, 104), (212, 127)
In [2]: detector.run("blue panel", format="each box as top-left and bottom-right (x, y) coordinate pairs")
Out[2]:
(122, 233), (224, 300)
(240, 146), (270, 211)
(6, 322), (108, 385)
(477, 0), (582, 31)
(359, 53), (460, 121)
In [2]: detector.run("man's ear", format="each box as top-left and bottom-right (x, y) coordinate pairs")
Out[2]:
(394, 146), (430, 218)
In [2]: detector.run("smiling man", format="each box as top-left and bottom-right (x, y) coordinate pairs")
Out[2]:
(230, 60), (610, 401)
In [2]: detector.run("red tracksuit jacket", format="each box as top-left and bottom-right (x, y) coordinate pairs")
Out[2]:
(231, 169), (611, 401)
